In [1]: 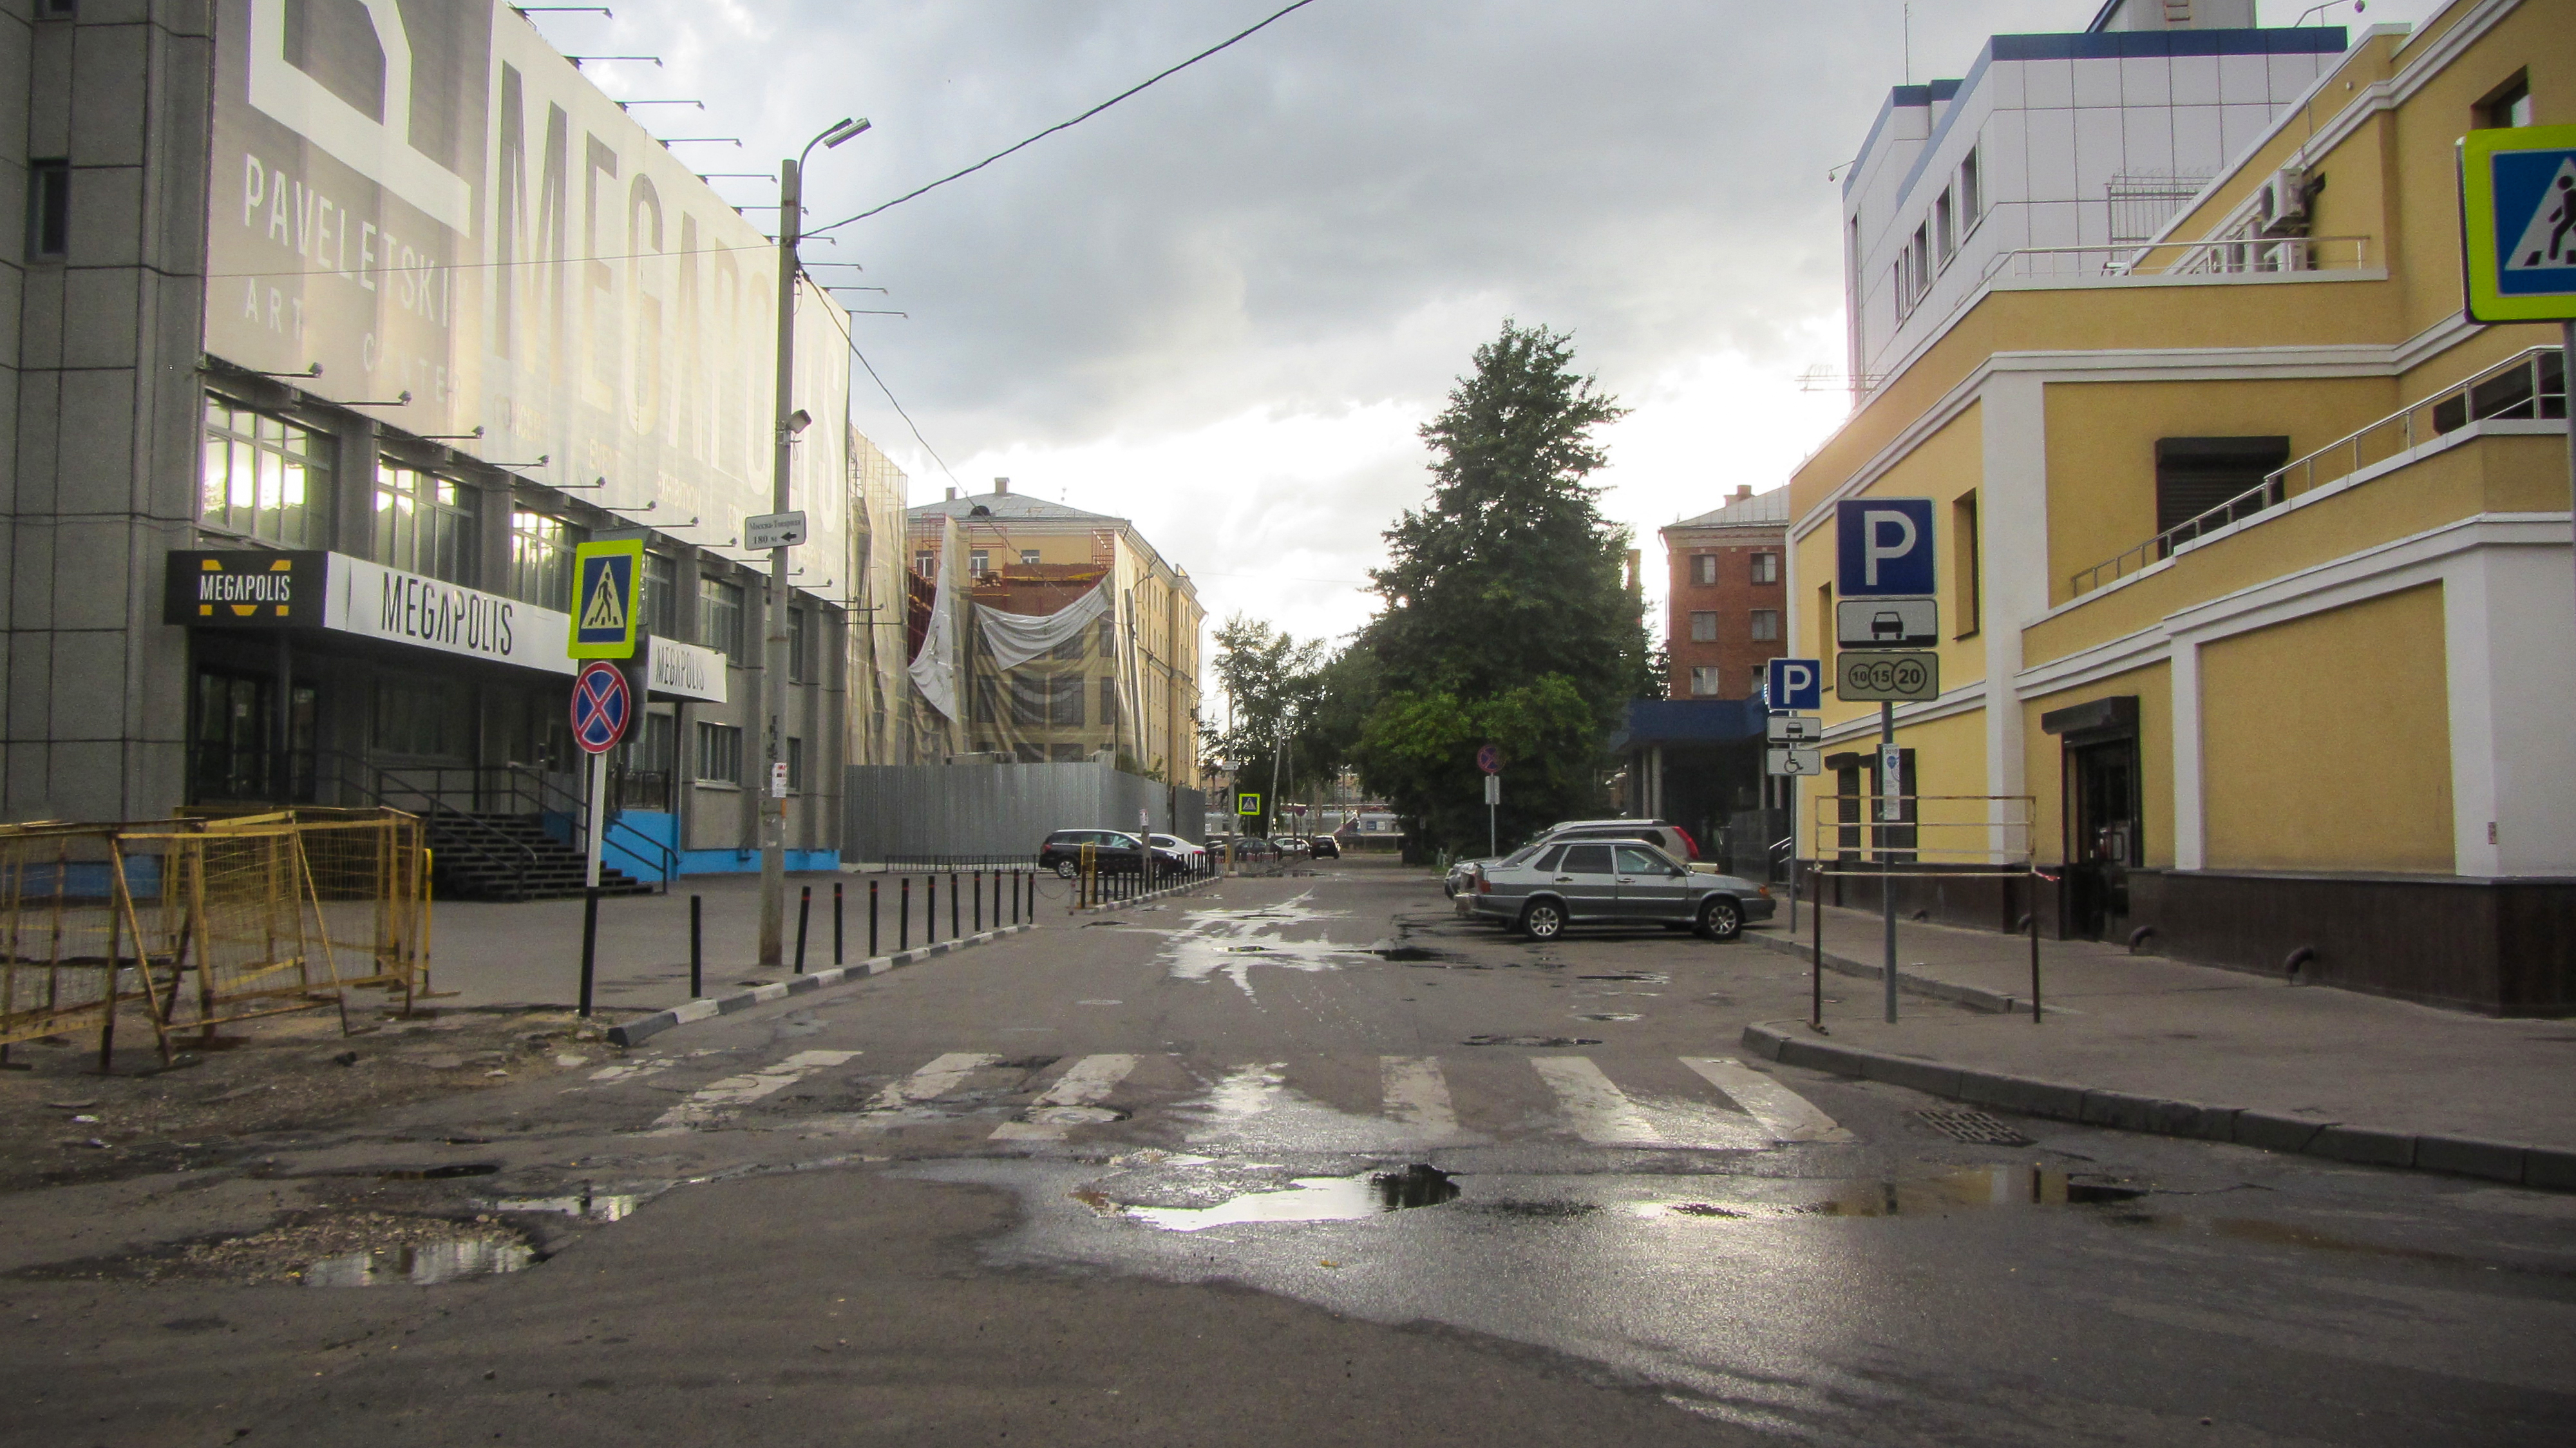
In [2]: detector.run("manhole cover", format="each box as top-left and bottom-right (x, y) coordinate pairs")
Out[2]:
(1913, 1107), (2031, 1145)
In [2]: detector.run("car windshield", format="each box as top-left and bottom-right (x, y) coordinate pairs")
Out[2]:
(1499, 843), (1549, 866)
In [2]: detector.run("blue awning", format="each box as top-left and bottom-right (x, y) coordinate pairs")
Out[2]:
(1609, 697), (1768, 751)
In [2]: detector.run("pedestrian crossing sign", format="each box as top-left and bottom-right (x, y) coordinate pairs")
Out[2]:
(568, 538), (644, 658)
(2459, 124), (2576, 323)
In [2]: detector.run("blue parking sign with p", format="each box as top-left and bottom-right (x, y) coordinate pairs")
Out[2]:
(1836, 497), (1936, 598)
(1767, 658), (1821, 712)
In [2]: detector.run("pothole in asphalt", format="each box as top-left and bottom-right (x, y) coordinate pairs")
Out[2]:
(1573, 1013), (1642, 1022)
(14, 1209), (547, 1287)
(1370, 946), (1452, 963)
(376, 1163), (503, 1181)
(1643, 1166), (2150, 1220)
(303, 1237), (534, 1287)
(1463, 1034), (1602, 1047)
(1577, 971), (1670, 984)
(1085, 1163), (1461, 1232)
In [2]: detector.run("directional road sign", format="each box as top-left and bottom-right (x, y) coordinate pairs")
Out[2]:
(1766, 658), (1822, 712)
(1837, 497), (1936, 598)
(1766, 747), (1823, 777)
(1476, 742), (1502, 775)
(2461, 124), (2576, 323)
(568, 539), (643, 659)
(745, 511), (810, 549)
(1838, 596), (1938, 649)
(1838, 649), (1940, 702)
(1766, 714), (1824, 745)
(570, 660), (632, 754)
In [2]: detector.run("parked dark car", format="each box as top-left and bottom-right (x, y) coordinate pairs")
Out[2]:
(1306, 834), (1340, 859)
(1037, 828), (1149, 878)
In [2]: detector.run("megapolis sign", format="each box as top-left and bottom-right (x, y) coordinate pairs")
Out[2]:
(204, 0), (849, 571)
(1835, 498), (1937, 598)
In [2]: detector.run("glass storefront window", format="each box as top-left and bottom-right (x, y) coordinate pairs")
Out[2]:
(374, 461), (477, 585)
(699, 575), (746, 663)
(201, 395), (327, 546)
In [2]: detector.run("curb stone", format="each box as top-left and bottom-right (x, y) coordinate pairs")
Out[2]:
(1739, 1020), (2575, 1193)
(605, 924), (1036, 1048)
(1747, 929), (2026, 1015)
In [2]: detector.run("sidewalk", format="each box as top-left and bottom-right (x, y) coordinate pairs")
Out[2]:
(422, 869), (1065, 1013)
(1745, 904), (2576, 1178)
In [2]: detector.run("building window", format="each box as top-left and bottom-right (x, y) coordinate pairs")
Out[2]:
(1688, 666), (1722, 697)
(201, 396), (327, 547)
(1952, 491), (1982, 637)
(1935, 187), (1955, 267)
(1689, 611), (1718, 643)
(968, 550), (989, 576)
(2154, 437), (2292, 538)
(1911, 224), (1930, 301)
(699, 575), (746, 663)
(1101, 676), (1119, 727)
(509, 508), (578, 611)
(1020, 549), (1041, 566)
(1960, 147), (1982, 232)
(1050, 674), (1086, 727)
(643, 553), (678, 639)
(1750, 551), (1779, 584)
(373, 462), (477, 585)
(914, 551), (934, 578)
(1750, 609), (1781, 642)
(2479, 72), (2532, 130)
(1690, 554), (1718, 586)
(695, 721), (743, 783)
(786, 736), (806, 792)
(25, 158), (68, 260)
(788, 606), (813, 683)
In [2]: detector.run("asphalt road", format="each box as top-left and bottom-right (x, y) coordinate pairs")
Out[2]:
(1, 860), (2570, 1447)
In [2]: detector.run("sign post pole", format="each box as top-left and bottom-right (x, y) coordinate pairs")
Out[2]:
(1880, 700), (1899, 1024)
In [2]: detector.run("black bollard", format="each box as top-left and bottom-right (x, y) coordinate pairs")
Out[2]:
(833, 881), (844, 966)
(900, 876), (911, 950)
(869, 879), (880, 957)
(973, 870), (983, 933)
(577, 886), (600, 1018)
(794, 884), (811, 974)
(950, 871), (960, 938)
(927, 874), (938, 944)
(689, 894), (703, 998)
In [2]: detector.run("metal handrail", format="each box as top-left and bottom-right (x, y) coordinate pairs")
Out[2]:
(309, 751), (543, 886)
(1976, 234), (2371, 286)
(503, 763), (678, 891)
(2069, 344), (2567, 598)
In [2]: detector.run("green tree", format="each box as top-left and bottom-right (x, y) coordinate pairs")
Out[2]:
(1354, 321), (1651, 856)
(1201, 615), (1324, 834)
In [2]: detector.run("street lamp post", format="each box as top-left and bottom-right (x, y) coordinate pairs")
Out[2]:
(759, 115), (869, 966)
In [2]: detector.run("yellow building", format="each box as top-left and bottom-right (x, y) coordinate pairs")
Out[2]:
(1789, 0), (2572, 1013)
(905, 482), (1205, 787)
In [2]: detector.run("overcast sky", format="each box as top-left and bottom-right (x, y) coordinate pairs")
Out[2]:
(538, 0), (2416, 655)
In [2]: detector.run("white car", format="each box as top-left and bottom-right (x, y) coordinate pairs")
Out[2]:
(1148, 834), (1208, 874)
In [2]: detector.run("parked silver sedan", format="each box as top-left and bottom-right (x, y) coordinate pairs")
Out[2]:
(1466, 837), (1774, 941)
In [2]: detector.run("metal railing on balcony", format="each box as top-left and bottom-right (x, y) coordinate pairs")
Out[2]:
(1981, 233), (2371, 285)
(2068, 344), (2568, 598)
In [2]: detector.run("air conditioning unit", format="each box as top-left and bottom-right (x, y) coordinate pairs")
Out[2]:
(2259, 166), (2310, 236)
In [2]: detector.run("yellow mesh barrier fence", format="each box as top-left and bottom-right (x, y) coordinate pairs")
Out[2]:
(0, 824), (153, 1065)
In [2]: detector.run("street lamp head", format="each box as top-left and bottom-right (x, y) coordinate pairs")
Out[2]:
(824, 117), (871, 148)
(786, 408), (813, 435)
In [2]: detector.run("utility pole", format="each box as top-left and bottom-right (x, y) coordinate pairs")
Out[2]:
(757, 153), (801, 966)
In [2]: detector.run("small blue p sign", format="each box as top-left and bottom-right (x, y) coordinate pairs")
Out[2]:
(1768, 658), (1822, 712)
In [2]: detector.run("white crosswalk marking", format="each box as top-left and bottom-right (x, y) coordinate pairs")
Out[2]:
(649, 1049), (858, 1131)
(870, 1051), (999, 1110)
(1680, 1056), (1855, 1143)
(991, 1053), (1140, 1141)
(1379, 1056), (1459, 1138)
(1530, 1056), (1665, 1145)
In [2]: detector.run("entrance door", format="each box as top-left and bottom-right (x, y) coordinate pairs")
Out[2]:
(2065, 738), (2141, 940)
(190, 669), (316, 805)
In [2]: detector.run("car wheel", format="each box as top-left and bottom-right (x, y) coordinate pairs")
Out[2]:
(1698, 897), (1743, 942)
(1519, 899), (1566, 941)
(1053, 859), (1077, 879)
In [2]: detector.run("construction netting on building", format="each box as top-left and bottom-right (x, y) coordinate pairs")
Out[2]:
(0, 808), (431, 1067)
(908, 567), (1159, 770)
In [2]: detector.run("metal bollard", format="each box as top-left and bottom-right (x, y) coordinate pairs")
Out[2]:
(577, 885), (600, 1018)
(794, 884), (811, 974)
(950, 870), (960, 938)
(927, 874), (938, 944)
(900, 876), (911, 951)
(689, 893), (703, 998)
(833, 881), (844, 966)
(869, 879), (880, 958)
(973, 869), (983, 933)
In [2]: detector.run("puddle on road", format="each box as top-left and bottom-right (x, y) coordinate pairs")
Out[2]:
(482, 1192), (641, 1223)
(1162, 894), (1370, 999)
(1101, 1165), (1461, 1232)
(1641, 1165), (2150, 1221)
(303, 1237), (533, 1287)
(1463, 1034), (1602, 1047)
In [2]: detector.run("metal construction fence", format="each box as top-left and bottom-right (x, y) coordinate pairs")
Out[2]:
(0, 809), (431, 1067)
(844, 761), (1206, 864)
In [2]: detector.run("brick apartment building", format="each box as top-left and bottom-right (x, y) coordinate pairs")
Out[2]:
(1660, 486), (1790, 700)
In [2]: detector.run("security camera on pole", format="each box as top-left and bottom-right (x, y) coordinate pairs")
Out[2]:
(759, 115), (871, 967)
(1835, 497), (1940, 1024)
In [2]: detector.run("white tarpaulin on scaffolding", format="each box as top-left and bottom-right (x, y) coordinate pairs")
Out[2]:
(909, 565), (961, 720)
(974, 583), (1112, 671)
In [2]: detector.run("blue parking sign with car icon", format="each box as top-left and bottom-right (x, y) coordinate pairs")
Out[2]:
(1835, 497), (1936, 597)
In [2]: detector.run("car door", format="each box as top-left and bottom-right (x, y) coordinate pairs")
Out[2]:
(1612, 844), (1693, 922)
(1548, 843), (1620, 921)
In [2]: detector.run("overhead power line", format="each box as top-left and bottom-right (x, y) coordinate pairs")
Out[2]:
(807, 0), (1322, 238)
